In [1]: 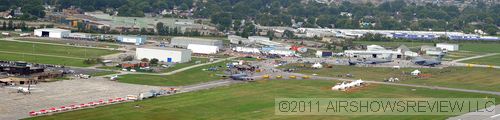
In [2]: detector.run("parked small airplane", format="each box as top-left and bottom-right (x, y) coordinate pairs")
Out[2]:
(331, 80), (365, 91)
(412, 55), (443, 66)
(218, 73), (254, 81)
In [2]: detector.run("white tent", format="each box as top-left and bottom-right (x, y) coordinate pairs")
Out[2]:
(187, 44), (219, 54)
(411, 70), (421, 76)
(312, 63), (323, 69)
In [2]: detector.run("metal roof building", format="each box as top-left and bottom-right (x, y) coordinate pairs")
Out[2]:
(136, 47), (191, 63)
(34, 28), (71, 38)
(170, 37), (223, 48)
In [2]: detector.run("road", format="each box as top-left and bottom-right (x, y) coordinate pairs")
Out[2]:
(452, 53), (499, 63)
(447, 105), (500, 120)
(103, 56), (237, 77)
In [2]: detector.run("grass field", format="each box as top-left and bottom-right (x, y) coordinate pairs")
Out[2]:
(462, 54), (500, 66)
(117, 61), (229, 86)
(0, 52), (89, 66)
(282, 64), (500, 92)
(88, 71), (120, 77)
(27, 80), (500, 120)
(160, 57), (209, 73)
(444, 51), (485, 60)
(0, 40), (119, 67)
(15, 38), (120, 49)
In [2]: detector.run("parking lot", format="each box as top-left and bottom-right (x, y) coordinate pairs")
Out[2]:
(0, 77), (160, 120)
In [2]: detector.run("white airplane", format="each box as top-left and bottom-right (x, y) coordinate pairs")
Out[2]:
(331, 82), (349, 91)
(348, 80), (365, 87)
(331, 80), (365, 91)
(110, 75), (119, 80)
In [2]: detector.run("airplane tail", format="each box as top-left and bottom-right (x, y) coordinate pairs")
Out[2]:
(387, 54), (393, 61)
(436, 54), (444, 61)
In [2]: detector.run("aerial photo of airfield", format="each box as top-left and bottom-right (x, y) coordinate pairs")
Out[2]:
(0, 0), (499, 120)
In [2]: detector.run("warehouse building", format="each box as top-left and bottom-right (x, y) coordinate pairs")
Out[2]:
(68, 33), (93, 40)
(233, 47), (261, 54)
(171, 37), (223, 48)
(34, 28), (71, 38)
(268, 49), (296, 56)
(136, 47), (191, 63)
(344, 45), (402, 59)
(187, 44), (219, 54)
(248, 36), (282, 46)
(116, 35), (147, 45)
(228, 35), (255, 44)
(436, 43), (459, 51)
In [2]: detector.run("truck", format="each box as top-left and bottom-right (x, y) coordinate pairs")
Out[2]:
(315, 51), (333, 57)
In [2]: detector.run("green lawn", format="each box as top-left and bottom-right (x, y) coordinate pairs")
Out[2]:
(282, 64), (500, 92)
(160, 57), (209, 73)
(0, 40), (119, 67)
(27, 80), (500, 120)
(14, 38), (120, 49)
(0, 40), (118, 58)
(444, 51), (485, 61)
(88, 71), (119, 77)
(117, 61), (229, 86)
(459, 43), (500, 53)
(0, 52), (91, 67)
(462, 54), (500, 66)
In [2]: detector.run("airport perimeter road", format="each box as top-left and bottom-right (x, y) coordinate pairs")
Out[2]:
(451, 62), (500, 69)
(102, 56), (238, 77)
(160, 57), (237, 75)
(179, 79), (242, 93)
(447, 105), (500, 120)
(451, 53), (499, 63)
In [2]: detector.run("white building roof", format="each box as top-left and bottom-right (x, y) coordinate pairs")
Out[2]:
(436, 43), (459, 46)
(34, 28), (70, 32)
(137, 47), (190, 52)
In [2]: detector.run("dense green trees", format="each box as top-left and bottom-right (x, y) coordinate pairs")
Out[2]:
(0, 0), (45, 19)
(1, 0), (497, 34)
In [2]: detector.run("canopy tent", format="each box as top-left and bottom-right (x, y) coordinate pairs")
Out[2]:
(411, 70), (421, 76)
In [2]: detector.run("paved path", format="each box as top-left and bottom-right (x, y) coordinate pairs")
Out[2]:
(0, 50), (87, 60)
(104, 57), (238, 77)
(447, 105), (500, 120)
(452, 63), (500, 69)
(452, 53), (499, 63)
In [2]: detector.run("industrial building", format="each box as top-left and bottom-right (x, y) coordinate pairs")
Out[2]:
(170, 37), (223, 48)
(136, 47), (191, 63)
(68, 33), (93, 40)
(116, 36), (147, 45)
(233, 47), (261, 54)
(248, 36), (270, 41)
(248, 36), (282, 46)
(34, 28), (71, 38)
(187, 44), (219, 54)
(228, 35), (255, 44)
(436, 43), (459, 51)
(267, 49), (296, 56)
(344, 45), (402, 59)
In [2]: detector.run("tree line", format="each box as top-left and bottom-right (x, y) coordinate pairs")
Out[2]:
(1, 0), (498, 35)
